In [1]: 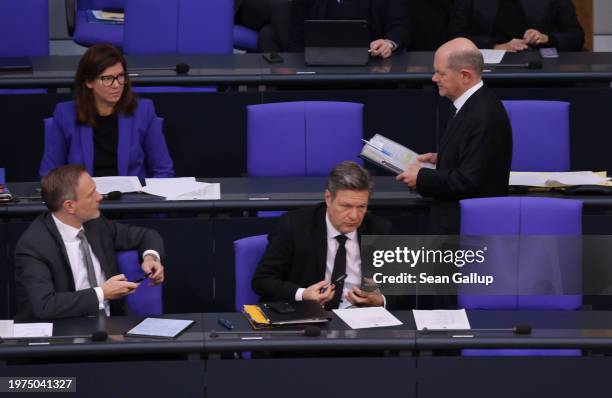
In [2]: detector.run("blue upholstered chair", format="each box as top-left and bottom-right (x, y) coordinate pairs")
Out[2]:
(458, 197), (582, 356)
(117, 250), (162, 315)
(503, 101), (570, 172)
(247, 101), (364, 177)
(70, 0), (124, 48)
(234, 25), (259, 52)
(0, 0), (48, 94)
(233, 235), (268, 312)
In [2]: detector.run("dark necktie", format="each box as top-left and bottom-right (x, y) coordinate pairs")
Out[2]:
(77, 230), (98, 288)
(327, 234), (348, 310)
(450, 104), (458, 119)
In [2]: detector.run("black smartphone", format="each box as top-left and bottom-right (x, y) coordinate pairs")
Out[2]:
(267, 302), (296, 314)
(320, 273), (348, 294)
(262, 52), (284, 63)
(131, 272), (152, 283)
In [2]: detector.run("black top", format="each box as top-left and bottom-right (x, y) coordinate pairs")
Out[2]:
(327, 0), (360, 20)
(493, 0), (527, 45)
(93, 114), (118, 177)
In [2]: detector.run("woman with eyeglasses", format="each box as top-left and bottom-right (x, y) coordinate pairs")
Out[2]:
(39, 44), (174, 179)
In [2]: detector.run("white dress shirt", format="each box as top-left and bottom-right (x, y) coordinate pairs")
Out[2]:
(453, 80), (484, 114)
(52, 215), (109, 315)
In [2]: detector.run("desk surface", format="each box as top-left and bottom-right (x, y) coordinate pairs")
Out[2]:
(3, 310), (612, 359)
(1, 52), (611, 88)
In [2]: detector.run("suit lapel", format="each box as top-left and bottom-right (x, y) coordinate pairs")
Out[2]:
(117, 114), (132, 176)
(78, 125), (94, 175)
(315, 205), (329, 279)
(42, 214), (76, 291)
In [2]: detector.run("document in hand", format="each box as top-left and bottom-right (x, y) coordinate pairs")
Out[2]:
(125, 318), (194, 338)
(143, 177), (221, 200)
(412, 309), (471, 331)
(359, 134), (434, 175)
(509, 171), (610, 188)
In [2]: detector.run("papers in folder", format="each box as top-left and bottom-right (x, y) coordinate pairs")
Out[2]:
(509, 171), (610, 187)
(125, 318), (194, 338)
(243, 302), (329, 328)
(359, 134), (434, 175)
(143, 177), (221, 200)
(93, 176), (142, 194)
(0, 320), (53, 338)
(412, 309), (471, 331)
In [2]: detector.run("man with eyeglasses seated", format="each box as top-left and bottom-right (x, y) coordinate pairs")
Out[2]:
(39, 44), (174, 180)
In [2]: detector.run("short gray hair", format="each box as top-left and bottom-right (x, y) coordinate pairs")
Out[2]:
(326, 161), (372, 199)
(448, 49), (484, 74)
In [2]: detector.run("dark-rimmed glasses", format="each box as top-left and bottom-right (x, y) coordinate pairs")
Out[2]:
(99, 73), (126, 87)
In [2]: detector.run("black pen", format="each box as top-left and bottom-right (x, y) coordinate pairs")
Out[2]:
(218, 318), (234, 330)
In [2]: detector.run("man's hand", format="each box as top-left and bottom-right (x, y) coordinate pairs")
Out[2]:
(370, 39), (393, 59)
(142, 254), (164, 285)
(396, 163), (421, 188)
(347, 287), (384, 307)
(302, 280), (335, 305)
(494, 38), (528, 52)
(417, 152), (438, 165)
(101, 274), (139, 300)
(523, 29), (549, 46)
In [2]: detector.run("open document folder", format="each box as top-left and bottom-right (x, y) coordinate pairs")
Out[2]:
(509, 171), (611, 188)
(359, 134), (435, 175)
(92, 176), (221, 200)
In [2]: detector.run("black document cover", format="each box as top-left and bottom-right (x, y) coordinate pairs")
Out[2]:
(260, 301), (330, 325)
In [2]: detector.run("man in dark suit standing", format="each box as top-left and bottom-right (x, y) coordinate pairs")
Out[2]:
(449, 0), (584, 51)
(15, 165), (165, 320)
(252, 161), (391, 309)
(396, 38), (512, 234)
(288, 0), (410, 58)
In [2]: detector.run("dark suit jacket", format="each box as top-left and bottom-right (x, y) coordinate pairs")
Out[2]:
(14, 213), (165, 321)
(252, 203), (391, 302)
(288, 0), (410, 51)
(39, 98), (175, 180)
(417, 86), (512, 234)
(449, 0), (584, 51)
(407, 0), (453, 51)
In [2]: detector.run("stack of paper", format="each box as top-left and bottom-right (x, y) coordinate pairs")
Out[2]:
(143, 177), (221, 200)
(0, 320), (53, 338)
(509, 171), (610, 187)
(93, 176), (143, 194)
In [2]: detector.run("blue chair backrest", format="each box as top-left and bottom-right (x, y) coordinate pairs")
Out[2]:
(78, 0), (125, 10)
(503, 100), (570, 172)
(233, 235), (268, 312)
(0, 0), (49, 57)
(247, 101), (364, 177)
(117, 250), (162, 315)
(458, 197), (582, 310)
(123, 0), (233, 55)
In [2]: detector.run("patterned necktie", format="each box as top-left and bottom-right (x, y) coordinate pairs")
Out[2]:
(77, 230), (98, 288)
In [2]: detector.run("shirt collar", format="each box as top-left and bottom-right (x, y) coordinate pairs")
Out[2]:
(325, 212), (358, 241)
(52, 214), (83, 242)
(453, 80), (484, 114)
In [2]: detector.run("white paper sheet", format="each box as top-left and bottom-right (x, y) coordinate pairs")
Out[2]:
(0, 320), (14, 338)
(412, 309), (471, 331)
(126, 318), (194, 338)
(12, 323), (53, 338)
(362, 134), (435, 174)
(509, 171), (608, 187)
(143, 178), (221, 200)
(480, 49), (506, 64)
(333, 307), (403, 329)
(93, 176), (143, 194)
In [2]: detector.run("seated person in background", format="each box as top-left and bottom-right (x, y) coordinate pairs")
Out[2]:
(288, 0), (410, 58)
(449, 0), (584, 51)
(252, 161), (392, 310)
(234, 0), (293, 52)
(407, 0), (454, 51)
(39, 44), (174, 180)
(15, 165), (165, 320)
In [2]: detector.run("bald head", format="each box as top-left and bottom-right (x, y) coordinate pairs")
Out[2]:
(432, 38), (484, 102)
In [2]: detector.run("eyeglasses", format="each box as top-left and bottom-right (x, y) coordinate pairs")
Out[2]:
(99, 73), (126, 87)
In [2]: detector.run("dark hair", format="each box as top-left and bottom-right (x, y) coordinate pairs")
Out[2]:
(74, 44), (136, 127)
(326, 161), (373, 199)
(41, 164), (86, 212)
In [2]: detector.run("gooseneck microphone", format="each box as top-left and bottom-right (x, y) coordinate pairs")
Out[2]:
(488, 60), (543, 70)
(102, 191), (122, 200)
(0, 331), (108, 343)
(419, 325), (532, 335)
(209, 325), (322, 338)
(128, 63), (190, 75)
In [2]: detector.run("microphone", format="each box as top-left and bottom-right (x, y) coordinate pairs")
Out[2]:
(209, 325), (322, 338)
(0, 331), (108, 343)
(128, 63), (190, 75)
(102, 191), (122, 200)
(419, 325), (531, 335)
(488, 60), (542, 70)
